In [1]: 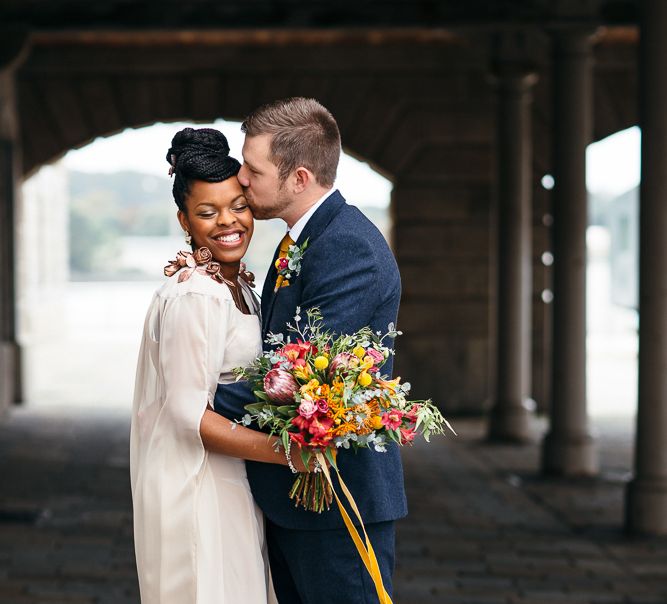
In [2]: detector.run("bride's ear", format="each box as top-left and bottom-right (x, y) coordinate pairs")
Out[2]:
(177, 210), (190, 233)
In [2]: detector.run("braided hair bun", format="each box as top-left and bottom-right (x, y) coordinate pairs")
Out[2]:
(166, 127), (241, 211)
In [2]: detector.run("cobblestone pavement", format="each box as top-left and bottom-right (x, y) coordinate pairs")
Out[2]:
(1, 407), (666, 604)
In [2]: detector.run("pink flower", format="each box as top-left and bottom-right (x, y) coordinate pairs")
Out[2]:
(400, 427), (416, 444)
(263, 369), (298, 403)
(381, 410), (404, 430)
(276, 257), (289, 271)
(316, 398), (329, 414)
(298, 398), (318, 419)
(328, 352), (355, 377)
(365, 348), (385, 372)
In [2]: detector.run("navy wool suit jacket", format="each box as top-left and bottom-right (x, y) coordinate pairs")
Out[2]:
(214, 190), (408, 530)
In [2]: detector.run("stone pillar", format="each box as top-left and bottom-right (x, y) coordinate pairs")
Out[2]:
(487, 51), (538, 442)
(625, 0), (667, 535)
(541, 29), (598, 476)
(0, 33), (28, 412)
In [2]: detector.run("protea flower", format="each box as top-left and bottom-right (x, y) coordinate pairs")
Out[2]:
(328, 352), (355, 377)
(264, 369), (298, 403)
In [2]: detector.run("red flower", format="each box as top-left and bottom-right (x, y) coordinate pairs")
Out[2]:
(279, 342), (312, 364)
(400, 427), (416, 444)
(289, 432), (307, 447)
(404, 405), (421, 426)
(291, 414), (311, 432)
(309, 432), (333, 448)
(290, 412), (334, 450)
(308, 413), (334, 438)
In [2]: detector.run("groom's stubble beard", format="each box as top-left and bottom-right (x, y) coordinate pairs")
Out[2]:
(243, 181), (293, 221)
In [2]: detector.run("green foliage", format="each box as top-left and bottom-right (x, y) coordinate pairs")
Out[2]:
(69, 192), (122, 273)
(68, 171), (174, 275)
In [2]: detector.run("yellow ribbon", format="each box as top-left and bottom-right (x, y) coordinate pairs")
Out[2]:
(315, 452), (393, 604)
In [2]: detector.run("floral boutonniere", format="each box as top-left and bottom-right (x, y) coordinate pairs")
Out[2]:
(274, 238), (308, 293)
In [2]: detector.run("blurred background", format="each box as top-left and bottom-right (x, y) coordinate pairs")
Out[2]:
(18, 123), (640, 416)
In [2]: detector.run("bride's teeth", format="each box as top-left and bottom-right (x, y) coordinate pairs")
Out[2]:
(217, 233), (241, 242)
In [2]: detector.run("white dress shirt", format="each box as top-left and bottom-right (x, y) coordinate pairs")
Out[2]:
(288, 188), (335, 242)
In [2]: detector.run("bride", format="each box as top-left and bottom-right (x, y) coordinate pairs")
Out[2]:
(130, 127), (294, 603)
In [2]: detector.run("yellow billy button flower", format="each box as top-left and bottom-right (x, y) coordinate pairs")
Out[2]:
(313, 355), (329, 370)
(358, 371), (372, 387)
(353, 345), (366, 358)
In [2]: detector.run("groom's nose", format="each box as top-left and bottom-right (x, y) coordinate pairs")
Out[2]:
(237, 164), (251, 187)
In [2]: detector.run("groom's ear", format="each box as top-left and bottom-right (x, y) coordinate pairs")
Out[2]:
(293, 166), (312, 194)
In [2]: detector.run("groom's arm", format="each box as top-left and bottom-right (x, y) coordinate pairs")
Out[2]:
(213, 380), (257, 424)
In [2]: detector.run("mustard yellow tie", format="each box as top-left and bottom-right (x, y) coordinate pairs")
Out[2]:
(274, 232), (295, 292)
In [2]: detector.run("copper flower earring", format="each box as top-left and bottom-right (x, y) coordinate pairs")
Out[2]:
(185, 231), (192, 245)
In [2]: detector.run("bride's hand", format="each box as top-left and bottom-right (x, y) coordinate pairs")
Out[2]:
(290, 451), (332, 473)
(291, 452), (316, 473)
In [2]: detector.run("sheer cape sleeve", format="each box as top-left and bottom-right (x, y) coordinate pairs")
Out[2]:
(130, 284), (231, 602)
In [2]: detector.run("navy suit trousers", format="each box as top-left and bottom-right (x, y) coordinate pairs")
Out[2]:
(267, 519), (395, 604)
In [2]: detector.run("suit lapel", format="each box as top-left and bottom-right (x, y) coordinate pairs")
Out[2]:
(294, 190), (345, 247)
(261, 191), (347, 335)
(261, 243), (281, 334)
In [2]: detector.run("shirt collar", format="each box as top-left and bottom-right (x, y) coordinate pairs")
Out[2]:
(288, 188), (335, 242)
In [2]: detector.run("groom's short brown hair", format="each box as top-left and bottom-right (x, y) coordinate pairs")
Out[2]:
(241, 97), (341, 187)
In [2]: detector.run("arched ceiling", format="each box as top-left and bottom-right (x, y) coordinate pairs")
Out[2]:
(15, 28), (638, 180)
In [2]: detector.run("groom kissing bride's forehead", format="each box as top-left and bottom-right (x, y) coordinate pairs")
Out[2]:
(214, 96), (407, 604)
(237, 97), (341, 224)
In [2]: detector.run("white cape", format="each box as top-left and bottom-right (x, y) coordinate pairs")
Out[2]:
(130, 270), (276, 604)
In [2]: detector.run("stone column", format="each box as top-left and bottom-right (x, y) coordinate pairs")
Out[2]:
(487, 52), (538, 442)
(0, 33), (28, 412)
(541, 29), (598, 476)
(625, 0), (667, 535)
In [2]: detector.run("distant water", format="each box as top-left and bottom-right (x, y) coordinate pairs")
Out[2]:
(21, 244), (637, 416)
(22, 281), (160, 408)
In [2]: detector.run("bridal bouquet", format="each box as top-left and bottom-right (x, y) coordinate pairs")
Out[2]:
(236, 307), (455, 513)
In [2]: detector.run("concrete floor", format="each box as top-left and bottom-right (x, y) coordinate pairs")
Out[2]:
(1, 406), (666, 604)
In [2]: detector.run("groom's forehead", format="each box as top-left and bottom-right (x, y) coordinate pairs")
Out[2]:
(242, 135), (278, 172)
(243, 133), (272, 159)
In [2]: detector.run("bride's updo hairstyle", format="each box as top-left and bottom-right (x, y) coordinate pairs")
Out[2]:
(166, 127), (241, 211)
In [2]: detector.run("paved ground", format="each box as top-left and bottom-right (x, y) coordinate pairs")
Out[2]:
(0, 407), (665, 604)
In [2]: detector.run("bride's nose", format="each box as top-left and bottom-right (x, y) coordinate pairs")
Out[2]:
(217, 208), (237, 226)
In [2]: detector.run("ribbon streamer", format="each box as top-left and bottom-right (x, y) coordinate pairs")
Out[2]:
(315, 452), (393, 604)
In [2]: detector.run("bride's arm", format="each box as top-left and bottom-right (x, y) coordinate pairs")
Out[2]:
(200, 409), (308, 468)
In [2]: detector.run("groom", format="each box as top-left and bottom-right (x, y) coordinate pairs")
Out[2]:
(215, 97), (407, 603)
